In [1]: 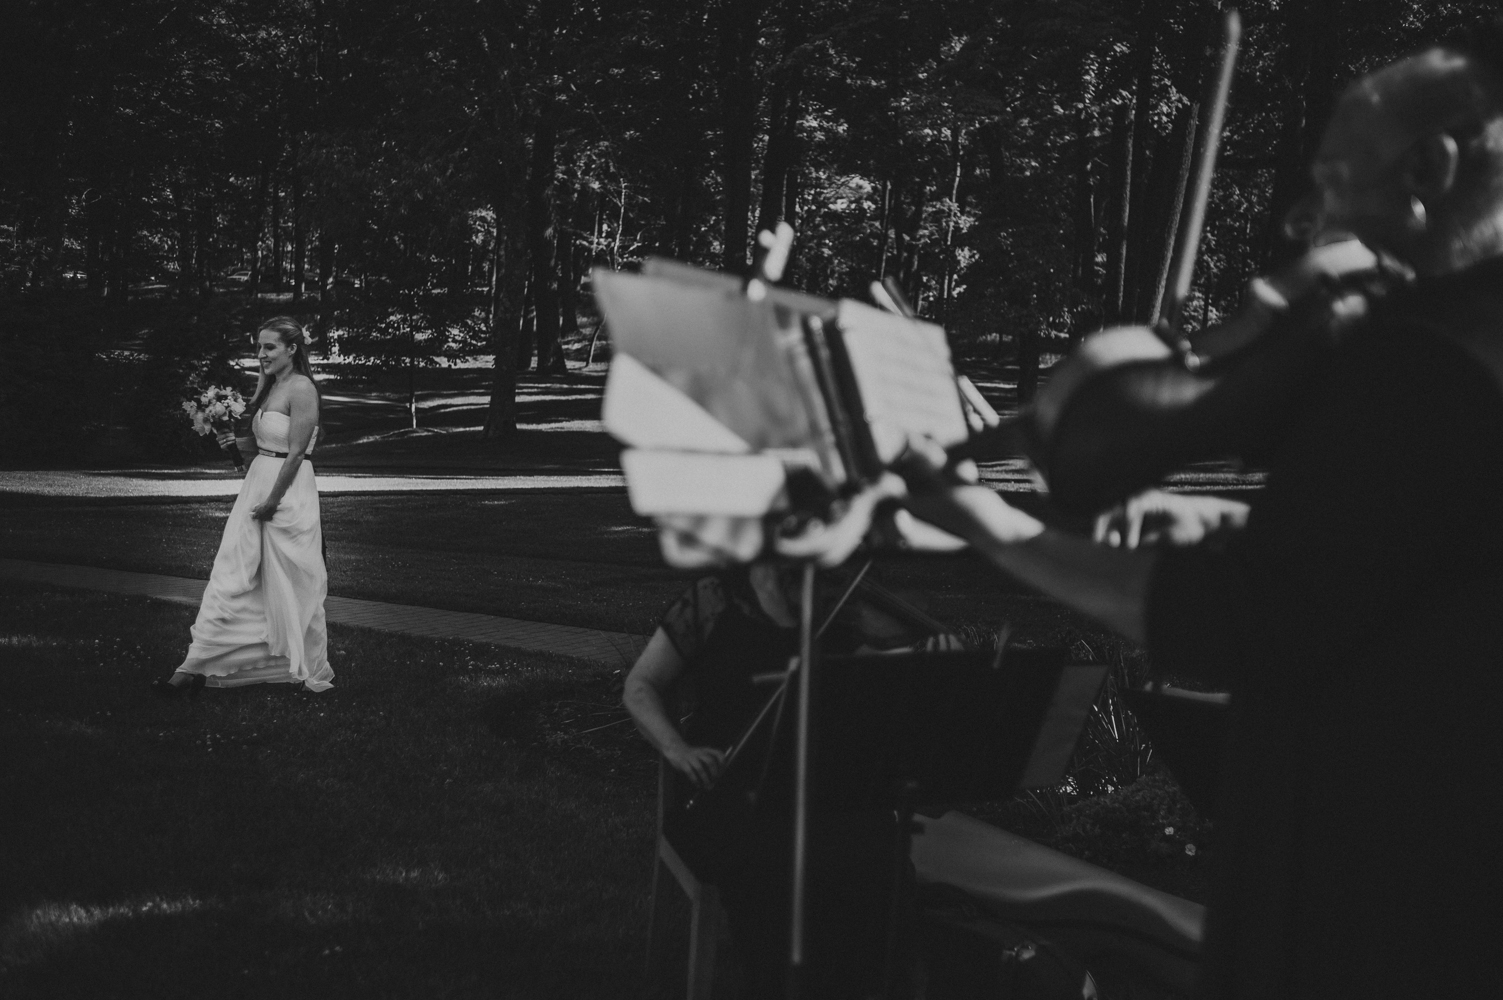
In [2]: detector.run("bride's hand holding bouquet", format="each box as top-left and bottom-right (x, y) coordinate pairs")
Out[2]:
(183, 385), (249, 469)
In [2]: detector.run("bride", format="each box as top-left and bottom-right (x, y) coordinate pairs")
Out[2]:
(152, 317), (335, 696)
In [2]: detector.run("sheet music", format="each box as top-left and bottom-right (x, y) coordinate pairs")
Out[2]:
(836, 300), (970, 464)
(601, 353), (752, 453)
(593, 266), (847, 482)
(620, 450), (788, 517)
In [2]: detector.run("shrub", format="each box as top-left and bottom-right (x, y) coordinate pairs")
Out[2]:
(0, 293), (110, 466)
(1048, 773), (1212, 868)
(116, 298), (255, 462)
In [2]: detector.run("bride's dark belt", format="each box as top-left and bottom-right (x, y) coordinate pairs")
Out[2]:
(258, 448), (290, 458)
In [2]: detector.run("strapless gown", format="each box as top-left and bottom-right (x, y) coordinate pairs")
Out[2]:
(177, 410), (333, 691)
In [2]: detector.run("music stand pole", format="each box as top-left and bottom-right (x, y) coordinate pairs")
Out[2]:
(787, 561), (817, 998)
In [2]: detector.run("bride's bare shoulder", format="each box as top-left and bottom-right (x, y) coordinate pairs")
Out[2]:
(285, 374), (319, 403)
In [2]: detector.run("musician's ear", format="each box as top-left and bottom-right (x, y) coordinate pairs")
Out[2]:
(1402, 131), (1460, 200)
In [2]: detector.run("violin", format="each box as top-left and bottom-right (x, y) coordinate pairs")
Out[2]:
(954, 241), (1415, 515)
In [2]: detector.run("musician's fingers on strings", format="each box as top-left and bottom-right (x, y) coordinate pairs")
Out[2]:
(1125, 494), (1147, 550)
(891, 434), (949, 492)
(1094, 504), (1130, 548)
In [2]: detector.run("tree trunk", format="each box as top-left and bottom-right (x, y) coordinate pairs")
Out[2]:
(1261, 0), (1344, 266)
(172, 176), (195, 300)
(249, 163), (269, 295)
(895, 180), (927, 310)
(1103, 103), (1133, 323)
(516, 274), (536, 371)
(876, 177), (893, 280)
(1121, 5), (1160, 322)
(408, 346), (418, 430)
(1071, 106), (1099, 337)
(85, 184), (107, 296)
(755, 31), (804, 242)
(526, 104), (564, 373)
(106, 171), (131, 303)
(316, 236), (336, 349)
(717, 0), (766, 273)
(292, 154), (305, 302)
(195, 181), (214, 299)
(557, 182), (581, 341)
(317, 235), (335, 300)
(270, 172), (284, 291)
(483, 190), (524, 441)
(941, 123), (964, 326)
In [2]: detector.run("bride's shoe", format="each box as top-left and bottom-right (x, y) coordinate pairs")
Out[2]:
(150, 674), (207, 699)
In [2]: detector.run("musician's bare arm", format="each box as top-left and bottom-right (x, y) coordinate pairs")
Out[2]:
(904, 485), (1158, 644)
(622, 628), (726, 789)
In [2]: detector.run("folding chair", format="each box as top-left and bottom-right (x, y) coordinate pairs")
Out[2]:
(644, 756), (723, 1000)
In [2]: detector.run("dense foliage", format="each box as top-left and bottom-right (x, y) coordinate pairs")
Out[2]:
(2, 0), (1495, 458)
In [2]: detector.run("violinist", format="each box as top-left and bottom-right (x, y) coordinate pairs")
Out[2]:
(898, 22), (1503, 1000)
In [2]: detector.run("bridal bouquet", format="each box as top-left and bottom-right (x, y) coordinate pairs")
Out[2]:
(183, 385), (248, 469)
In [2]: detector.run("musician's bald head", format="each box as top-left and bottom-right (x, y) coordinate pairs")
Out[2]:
(1302, 19), (1503, 275)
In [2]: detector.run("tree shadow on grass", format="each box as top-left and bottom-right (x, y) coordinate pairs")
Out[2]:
(0, 584), (660, 999)
(5, 904), (637, 1000)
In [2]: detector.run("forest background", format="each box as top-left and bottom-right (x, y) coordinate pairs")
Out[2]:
(2, 0), (1496, 465)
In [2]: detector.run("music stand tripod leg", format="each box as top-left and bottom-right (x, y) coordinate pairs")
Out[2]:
(786, 562), (816, 1000)
(882, 778), (920, 1000)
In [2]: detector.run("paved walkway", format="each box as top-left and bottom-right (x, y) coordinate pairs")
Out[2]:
(0, 558), (649, 669)
(0, 470), (625, 499)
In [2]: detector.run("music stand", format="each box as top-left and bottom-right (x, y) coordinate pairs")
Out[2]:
(772, 581), (1109, 999)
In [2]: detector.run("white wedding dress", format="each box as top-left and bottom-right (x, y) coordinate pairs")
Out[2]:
(177, 410), (334, 691)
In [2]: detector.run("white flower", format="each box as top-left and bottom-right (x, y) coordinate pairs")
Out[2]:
(210, 402), (227, 419)
(1185, 844), (1197, 857)
(1164, 826), (1175, 836)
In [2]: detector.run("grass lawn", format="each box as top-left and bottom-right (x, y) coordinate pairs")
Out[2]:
(0, 582), (664, 999)
(1, 582), (1214, 998)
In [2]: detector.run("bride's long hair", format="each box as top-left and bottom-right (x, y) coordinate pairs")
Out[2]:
(249, 317), (323, 429)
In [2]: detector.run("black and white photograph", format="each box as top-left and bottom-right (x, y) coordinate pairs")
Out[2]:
(3, 1), (1501, 997)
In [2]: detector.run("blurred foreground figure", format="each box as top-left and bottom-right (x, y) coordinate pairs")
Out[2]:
(903, 23), (1503, 1000)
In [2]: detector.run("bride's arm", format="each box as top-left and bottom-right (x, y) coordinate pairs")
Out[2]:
(249, 378), (318, 521)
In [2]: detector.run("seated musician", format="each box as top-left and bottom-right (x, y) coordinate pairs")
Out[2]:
(624, 563), (952, 999)
(894, 23), (1503, 1000)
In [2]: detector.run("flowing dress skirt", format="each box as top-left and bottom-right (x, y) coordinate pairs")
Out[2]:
(177, 454), (334, 691)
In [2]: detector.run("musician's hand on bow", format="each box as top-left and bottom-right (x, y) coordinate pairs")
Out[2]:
(773, 472), (907, 567)
(667, 744), (727, 791)
(894, 436), (1044, 549)
(1093, 489), (1250, 550)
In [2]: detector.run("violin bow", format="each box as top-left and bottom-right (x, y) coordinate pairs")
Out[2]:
(1156, 7), (1242, 354)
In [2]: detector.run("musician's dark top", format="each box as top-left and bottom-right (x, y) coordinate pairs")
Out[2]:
(1147, 260), (1503, 999)
(658, 573), (799, 754)
(658, 571), (882, 749)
